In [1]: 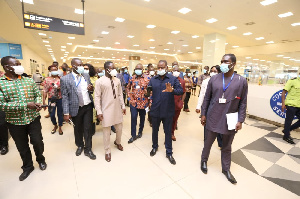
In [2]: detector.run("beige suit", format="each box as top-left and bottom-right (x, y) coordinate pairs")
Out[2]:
(94, 76), (125, 154)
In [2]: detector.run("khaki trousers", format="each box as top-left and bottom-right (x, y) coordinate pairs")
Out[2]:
(103, 123), (122, 154)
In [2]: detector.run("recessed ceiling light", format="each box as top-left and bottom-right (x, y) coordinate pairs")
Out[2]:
(260, 0), (277, 6)
(38, 33), (46, 36)
(164, 49), (169, 51)
(61, 49), (66, 51)
(291, 22), (300, 26)
(149, 47), (155, 49)
(61, 46), (66, 48)
(67, 43), (72, 45)
(266, 41), (274, 44)
(65, 52), (69, 54)
(246, 57), (251, 59)
(277, 55), (284, 57)
(43, 40), (49, 43)
(206, 18), (218, 23)
(45, 45), (50, 47)
(278, 12), (293, 18)
(47, 48), (52, 51)
(255, 37), (264, 40)
(48, 51), (53, 53)
(232, 46), (239, 48)
(289, 59), (295, 61)
(20, 0), (34, 4)
(253, 59), (259, 60)
(149, 39), (155, 41)
(127, 35), (134, 38)
(260, 60), (265, 62)
(171, 31), (180, 34)
(192, 35), (199, 38)
(188, 52), (193, 54)
(74, 8), (85, 14)
(196, 47), (201, 49)
(146, 25), (156, 28)
(144, 0), (150, 2)
(182, 44), (189, 47)
(167, 42), (173, 45)
(225, 43), (228, 45)
(243, 32), (252, 36)
(178, 7), (192, 14)
(283, 57), (290, 58)
(101, 31), (109, 35)
(133, 44), (140, 47)
(115, 42), (120, 44)
(227, 26), (237, 30)
(115, 17), (125, 22)
(93, 40), (99, 42)
(68, 37), (75, 39)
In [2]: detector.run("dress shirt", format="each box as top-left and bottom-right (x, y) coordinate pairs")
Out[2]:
(72, 72), (91, 106)
(127, 74), (150, 109)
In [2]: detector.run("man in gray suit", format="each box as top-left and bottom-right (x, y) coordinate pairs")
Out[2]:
(61, 58), (96, 160)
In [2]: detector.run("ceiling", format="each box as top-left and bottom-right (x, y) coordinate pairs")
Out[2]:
(2, 0), (300, 69)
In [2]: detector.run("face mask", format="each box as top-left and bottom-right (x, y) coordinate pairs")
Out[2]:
(135, 69), (142, 76)
(124, 69), (128, 73)
(51, 71), (58, 76)
(98, 72), (104, 77)
(173, 71), (180, 77)
(187, 73), (191, 77)
(168, 71), (172, 74)
(183, 72), (186, 76)
(76, 66), (85, 74)
(109, 69), (118, 77)
(83, 70), (89, 74)
(203, 69), (207, 74)
(62, 68), (67, 71)
(157, 69), (166, 76)
(149, 71), (155, 76)
(220, 63), (233, 73)
(210, 72), (217, 77)
(12, 65), (24, 75)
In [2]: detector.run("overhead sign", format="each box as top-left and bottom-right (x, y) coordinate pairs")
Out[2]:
(23, 13), (85, 35)
(270, 90), (297, 119)
(0, 43), (23, 59)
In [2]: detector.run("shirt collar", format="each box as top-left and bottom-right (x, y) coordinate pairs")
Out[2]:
(72, 71), (81, 78)
(5, 75), (22, 80)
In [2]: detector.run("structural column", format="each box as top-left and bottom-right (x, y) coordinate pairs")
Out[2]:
(128, 54), (140, 75)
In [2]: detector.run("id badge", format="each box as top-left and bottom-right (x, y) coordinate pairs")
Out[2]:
(219, 98), (226, 103)
(136, 85), (140, 89)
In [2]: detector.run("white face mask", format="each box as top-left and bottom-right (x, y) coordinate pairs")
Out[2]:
(149, 71), (155, 76)
(173, 71), (180, 77)
(12, 65), (24, 75)
(157, 69), (166, 76)
(83, 70), (89, 74)
(210, 72), (217, 77)
(109, 69), (118, 77)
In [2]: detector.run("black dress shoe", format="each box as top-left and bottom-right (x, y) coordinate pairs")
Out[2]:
(150, 148), (158, 156)
(222, 170), (237, 184)
(128, 137), (137, 144)
(75, 147), (84, 156)
(39, 162), (47, 170)
(201, 161), (208, 174)
(19, 167), (34, 181)
(84, 150), (96, 160)
(283, 136), (295, 144)
(0, 145), (9, 155)
(137, 133), (142, 139)
(166, 155), (176, 165)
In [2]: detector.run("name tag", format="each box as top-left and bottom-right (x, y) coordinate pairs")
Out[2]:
(136, 85), (140, 89)
(219, 98), (226, 104)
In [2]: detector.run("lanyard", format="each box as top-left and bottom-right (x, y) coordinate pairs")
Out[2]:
(223, 73), (235, 92)
(72, 74), (82, 87)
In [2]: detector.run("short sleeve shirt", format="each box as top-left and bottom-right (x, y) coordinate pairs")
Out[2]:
(284, 77), (300, 108)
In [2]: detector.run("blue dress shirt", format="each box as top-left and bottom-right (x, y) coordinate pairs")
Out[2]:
(148, 73), (183, 118)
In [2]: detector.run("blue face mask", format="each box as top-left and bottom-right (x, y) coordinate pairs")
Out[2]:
(51, 71), (58, 76)
(203, 69), (207, 74)
(98, 72), (104, 77)
(76, 66), (85, 74)
(183, 72), (186, 76)
(135, 69), (142, 76)
(124, 69), (128, 73)
(83, 70), (89, 74)
(220, 64), (231, 73)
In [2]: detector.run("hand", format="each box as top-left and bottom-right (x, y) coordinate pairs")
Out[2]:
(196, 109), (200, 114)
(162, 83), (174, 93)
(281, 104), (286, 112)
(235, 122), (242, 131)
(201, 116), (206, 126)
(122, 109), (126, 115)
(87, 84), (94, 92)
(35, 103), (42, 112)
(27, 102), (37, 110)
(42, 103), (47, 111)
(64, 115), (70, 122)
(97, 114), (103, 121)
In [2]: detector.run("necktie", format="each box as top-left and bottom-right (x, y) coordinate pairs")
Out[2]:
(76, 75), (84, 106)
(110, 79), (116, 99)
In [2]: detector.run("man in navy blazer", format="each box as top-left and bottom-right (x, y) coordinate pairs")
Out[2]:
(61, 58), (96, 160)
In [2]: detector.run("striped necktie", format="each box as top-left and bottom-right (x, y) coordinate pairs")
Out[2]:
(110, 78), (116, 99)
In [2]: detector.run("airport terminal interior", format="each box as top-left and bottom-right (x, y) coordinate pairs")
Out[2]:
(0, 0), (300, 199)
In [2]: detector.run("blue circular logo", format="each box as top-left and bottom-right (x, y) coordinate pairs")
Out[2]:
(270, 90), (297, 119)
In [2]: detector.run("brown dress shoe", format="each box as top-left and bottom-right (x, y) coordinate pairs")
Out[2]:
(114, 141), (123, 151)
(105, 153), (111, 162)
(44, 114), (50, 118)
(172, 135), (176, 141)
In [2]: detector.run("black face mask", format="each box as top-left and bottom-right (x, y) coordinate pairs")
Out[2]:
(62, 68), (67, 71)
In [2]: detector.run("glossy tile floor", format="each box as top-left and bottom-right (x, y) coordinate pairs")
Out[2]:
(1, 93), (300, 199)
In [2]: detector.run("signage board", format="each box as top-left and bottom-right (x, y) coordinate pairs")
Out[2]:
(270, 90), (297, 119)
(0, 43), (23, 59)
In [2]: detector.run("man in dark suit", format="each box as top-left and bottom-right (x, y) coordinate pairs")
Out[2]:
(61, 58), (96, 160)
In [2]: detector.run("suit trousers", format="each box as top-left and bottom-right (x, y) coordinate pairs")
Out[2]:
(184, 92), (191, 110)
(7, 116), (45, 171)
(283, 105), (300, 138)
(0, 123), (8, 147)
(172, 110), (181, 136)
(130, 105), (146, 137)
(204, 126), (223, 148)
(152, 117), (173, 155)
(102, 123), (122, 154)
(201, 129), (235, 171)
(72, 103), (93, 151)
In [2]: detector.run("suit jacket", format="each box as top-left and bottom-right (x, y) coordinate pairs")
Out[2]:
(61, 73), (93, 117)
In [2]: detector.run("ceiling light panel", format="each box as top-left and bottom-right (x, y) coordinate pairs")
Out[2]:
(146, 25), (156, 28)
(101, 31), (109, 35)
(291, 22), (300, 26)
(260, 0), (277, 6)
(68, 37), (75, 39)
(266, 41), (274, 44)
(206, 18), (218, 23)
(192, 35), (199, 38)
(127, 35), (134, 38)
(171, 31), (180, 34)
(278, 12), (293, 18)
(255, 37), (264, 40)
(243, 32), (253, 36)
(227, 26), (237, 30)
(67, 43), (72, 45)
(20, 0), (34, 4)
(149, 39), (155, 41)
(178, 8), (192, 14)
(115, 17), (125, 22)
(74, 9), (85, 14)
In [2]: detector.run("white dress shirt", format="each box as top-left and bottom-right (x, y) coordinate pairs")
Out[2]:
(196, 77), (210, 110)
(72, 72), (91, 106)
